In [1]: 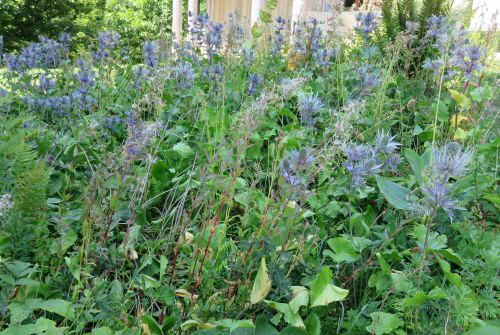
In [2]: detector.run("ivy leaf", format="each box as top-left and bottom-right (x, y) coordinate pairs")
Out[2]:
(325, 237), (359, 263)
(250, 257), (272, 304)
(366, 312), (403, 335)
(308, 267), (348, 307)
(376, 176), (412, 210)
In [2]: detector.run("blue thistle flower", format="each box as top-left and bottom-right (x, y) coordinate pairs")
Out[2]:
(247, 73), (263, 95)
(375, 130), (400, 154)
(143, 40), (159, 67)
(38, 73), (56, 92)
(432, 142), (473, 181)
(384, 153), (402, 172)
(172, 62), (195, 90)
(420, 181), (460, 219)
(243, 47), (256, 68)
(280, 148), (315, 187)
(298, 93), (323, 127)
(355, 12), (378, 39)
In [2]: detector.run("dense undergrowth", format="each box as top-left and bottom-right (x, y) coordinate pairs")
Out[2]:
(0, 4), (499, 335)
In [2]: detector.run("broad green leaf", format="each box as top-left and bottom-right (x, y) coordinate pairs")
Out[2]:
(413, 225), (447, 250)
(250, 257), (272, 304)
(366, 312), (403, 335)
(251, 24), (264, 38)
(279, 326), (308, 335)
(376, 253), (391, 275)
(218, 319), (255, 333)
(32, 299), (75, 320)
(162, 316), (176, 333)
(325, 237), (359, 263)
(289, 286), (309, 313)
(376, 176), (412, 210)
(259, 10), (272, 23)
(404, 148), (423, 185)
(141, 315), (162, 335)
(172, 142), (193, 158)
(304, 313), (321, 335)
(403, 291), (427, 307)
(265, 301), (305, 328)
(308, 267), (349, 307)
(91, 327), (114, 335)
(255, 315), (279, 335)
(0, 317), (66, 335)
(464, 326), (500, 335)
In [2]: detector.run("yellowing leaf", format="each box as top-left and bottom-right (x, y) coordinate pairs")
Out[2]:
(250, 257), (272, 304)
(308, 267), (349, 307)
(450, 113), (468, 130)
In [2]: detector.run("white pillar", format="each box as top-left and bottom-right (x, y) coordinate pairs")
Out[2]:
(291, 0), (305, 23)
(251, 0), (264, 25)
(172, 0), (183, 43)
(188, 0), (199, 17)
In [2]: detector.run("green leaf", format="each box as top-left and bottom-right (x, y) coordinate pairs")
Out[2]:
(33, 299), (75, 320)
(404, 149), (423, 185)
(160, 255), (168, 281)
(250, 257), (272, 304)
(217, 319), (255, 333)
(141, 315), (162, 335)
(0, 317), (66, 335)
(366, 312), (403, 335)
(172, 142), (194, 158)
(376, 176), (412, 210)
(289, 286), (309, 313)
(162, 316), (176, 333)
(91, 327), (114, 335)
(403, 291), (427, 307)
(464, 325), (500, 335)
(325, 237), (359, 263)
(259, 10), (272, 23)
(413, 225), (447, 250)
(308, 267), (348, 307)
(255, 315), (279, 335)
(279, 326), (308, 335)
(251, 24), (264, 38)
(304, 313), (321, 335)
(50, 229), (78, 255)
(265, 301), (305, 328)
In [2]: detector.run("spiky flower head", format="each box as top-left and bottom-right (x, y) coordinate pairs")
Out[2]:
(375, 130), (400, 154)
(420, 181), (461, 219)
(280, 148), (315, 187)
(432, 142), (473, 181)
(298, 93), (323, 127)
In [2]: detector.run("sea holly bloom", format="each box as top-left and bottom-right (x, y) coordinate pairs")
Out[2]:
(374, 130), (400, 154)
(243, 47), (256, 68)
(143, 40), (159, 67)
(420, 181), (461, 219)
(280, 148), (315, 187)
(247, 73), (263, 95)
(384, 153), (402, 172)
(432, 142), (473, 181)
(298, 93), (323, 127)
(355, 12), (378, 39)
(172, 62), (195, 90)
(38, 73), (56, 92)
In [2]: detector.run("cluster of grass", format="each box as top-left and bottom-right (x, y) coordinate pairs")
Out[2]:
(0, 7), (498, 335)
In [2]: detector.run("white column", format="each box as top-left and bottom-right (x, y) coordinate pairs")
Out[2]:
(172, 0), (183, 43)
(291, 0), (305, 23)
(188, 0), (199, 17)
(251, 0), (264, 25)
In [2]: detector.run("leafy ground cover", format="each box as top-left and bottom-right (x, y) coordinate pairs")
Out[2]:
(0, 5), (499, 335)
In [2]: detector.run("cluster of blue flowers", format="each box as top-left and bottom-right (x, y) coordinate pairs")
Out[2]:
(343, 130), (401, 188)
(280, 148), (315, 188)
(271, 17), (287, 56)
(423, 15), (484, 81)
(416, 142), (473, 219)
(2, 35), (69, 72)
(355, 12), (378, 41)
(93, 30), (121, 63)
